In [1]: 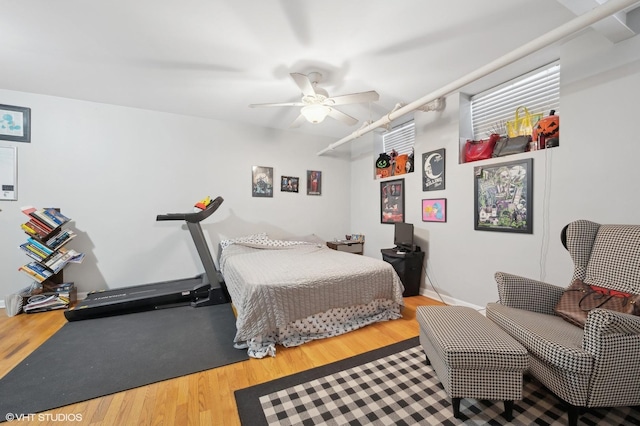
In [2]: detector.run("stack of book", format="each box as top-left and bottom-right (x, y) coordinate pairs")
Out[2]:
(18, 262), (54, 282)
(21, 206), (70, 231)
(23, 282), (76, 313)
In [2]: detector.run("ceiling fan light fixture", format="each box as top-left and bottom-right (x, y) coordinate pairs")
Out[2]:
(301, 105), (331, 124)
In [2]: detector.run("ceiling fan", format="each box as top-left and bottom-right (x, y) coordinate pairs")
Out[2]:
(249, 72), (379, 127)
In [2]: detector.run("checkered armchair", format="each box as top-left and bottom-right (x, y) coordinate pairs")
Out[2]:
(486, 220), (640, 426)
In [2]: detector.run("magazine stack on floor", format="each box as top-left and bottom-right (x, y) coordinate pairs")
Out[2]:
(22, 282), (76, 314)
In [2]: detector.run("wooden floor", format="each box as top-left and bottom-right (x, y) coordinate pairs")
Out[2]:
(0, 296), (445, 425)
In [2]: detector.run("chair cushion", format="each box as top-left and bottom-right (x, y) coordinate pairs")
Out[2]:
(585, 225), (640, 295)
(486, 303), (592, 375)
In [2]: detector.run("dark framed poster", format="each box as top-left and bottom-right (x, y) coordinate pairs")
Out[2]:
(422, 148), (445, 191)
(474, 158), (532, 234)
(252, 166), (273, 197)
(280, 176), (299, 193)
(307, 170), (322, 195)
(380, 178), (404, 224)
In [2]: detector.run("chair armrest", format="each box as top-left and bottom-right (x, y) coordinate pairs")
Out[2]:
(494, 271), (564, 315)
(584, 308), (640, 351)
(582, 309), (640, 407)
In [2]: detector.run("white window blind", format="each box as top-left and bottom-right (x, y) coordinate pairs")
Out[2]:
(383, 121), (415, 155)
(471, 62), (560, 139)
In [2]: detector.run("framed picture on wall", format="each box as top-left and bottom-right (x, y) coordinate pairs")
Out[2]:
(422, 148), (445, 191)
(252, 166), (273, 197)
(307, 170), (322, 195)
(474, 158), (532, 233)
(380, 178), (404, 224)
(0, 104), (31, 143)
(422, 198), (446, 222)
(280, 176), (299, 193)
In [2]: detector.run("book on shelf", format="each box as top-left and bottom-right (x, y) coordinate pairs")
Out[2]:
(68, 252), (85, 264)
(26, 237), (53, 256)
(23, 218), (52, 237)
(43, 281), (75, 294)
(19, 243), (49, 261)
(42, 282), (76, 303)
(21, 206), (59, 230)
(43, 208), (70, 225)
(20, 248), (43, 263)
(45, 229), (76, 250)
(43, 248), (79, 273)
(20, 212), (54, 236)
(18, 262), (54, 282)
(21, 222), (39, 237)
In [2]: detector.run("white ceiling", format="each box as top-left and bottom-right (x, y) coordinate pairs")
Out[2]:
(0, 1), (603, 140)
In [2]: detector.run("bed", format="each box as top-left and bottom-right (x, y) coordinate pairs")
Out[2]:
(219, 234), (405, 358)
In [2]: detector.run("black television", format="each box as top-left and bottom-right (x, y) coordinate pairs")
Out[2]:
(394, 222), (414, 251)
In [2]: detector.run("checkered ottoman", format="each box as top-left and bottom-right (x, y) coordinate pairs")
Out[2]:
(416, 305), (529, 421)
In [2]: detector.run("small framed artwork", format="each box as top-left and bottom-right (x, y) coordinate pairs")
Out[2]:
(423, 148), (445, 191)
(474, 158), (533, 233)
(0, 104), (31, 143)
(380, 178), (405, 224)
(252, 166), (274, 197)
(422, 198), (447, 222)
(281, 176), (299, 193)
(307, 170), (322, 195)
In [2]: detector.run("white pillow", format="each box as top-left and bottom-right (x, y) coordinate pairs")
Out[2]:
(220, 232), (268, 250)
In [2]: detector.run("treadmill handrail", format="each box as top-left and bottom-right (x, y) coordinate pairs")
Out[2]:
(156, 196), (223, 223)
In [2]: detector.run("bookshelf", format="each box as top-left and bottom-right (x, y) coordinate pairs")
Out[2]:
(18, 206), (81, 313)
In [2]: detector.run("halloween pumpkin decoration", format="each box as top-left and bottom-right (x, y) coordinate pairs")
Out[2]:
(375, 152), (392, 178)
(532, 110), (559, 147)
(395, 154), (408, 176)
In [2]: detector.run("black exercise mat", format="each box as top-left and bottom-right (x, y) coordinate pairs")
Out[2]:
(0, 303), (247, 419)
(235, 337), (640, 425)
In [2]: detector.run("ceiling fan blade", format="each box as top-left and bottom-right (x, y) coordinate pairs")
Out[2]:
(328, 108), (358, 126)
(290, 73), (317, 97)
(249, 102), (305, 108)
(327, 90), (380, 106)
(290, 114), (308, 128)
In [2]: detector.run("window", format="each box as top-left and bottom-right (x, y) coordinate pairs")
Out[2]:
(383, 120), (415, 155)
(470, 62), (560, 140)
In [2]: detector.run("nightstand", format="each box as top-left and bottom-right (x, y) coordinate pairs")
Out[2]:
(326, 241), (364, 255)
(381, 248), (425, 296)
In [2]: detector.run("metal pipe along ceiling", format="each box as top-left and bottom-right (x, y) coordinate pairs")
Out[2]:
(317, 0), (640, 156)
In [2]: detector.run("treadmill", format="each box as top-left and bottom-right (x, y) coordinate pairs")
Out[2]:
(64, 196), (229, 321)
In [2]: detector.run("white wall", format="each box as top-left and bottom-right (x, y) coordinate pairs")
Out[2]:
(350, 30), (640, 309)
(2, 30), (639, 310)
(0, 92), (351, 299)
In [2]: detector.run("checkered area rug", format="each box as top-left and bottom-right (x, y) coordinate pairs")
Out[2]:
(235, 338), (640, 425)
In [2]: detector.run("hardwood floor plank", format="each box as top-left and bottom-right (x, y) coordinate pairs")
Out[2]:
(0, 295), (444, 425)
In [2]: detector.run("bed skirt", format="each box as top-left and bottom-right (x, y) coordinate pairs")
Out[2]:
(240, 299), (402, 358)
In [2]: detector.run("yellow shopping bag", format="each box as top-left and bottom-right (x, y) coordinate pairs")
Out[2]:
(506, 106), (543, 138)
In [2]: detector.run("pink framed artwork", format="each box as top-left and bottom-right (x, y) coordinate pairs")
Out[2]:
(422, 198), (447, 223)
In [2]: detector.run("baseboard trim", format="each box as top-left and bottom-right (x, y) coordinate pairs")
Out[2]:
(419, 289), (485, 314)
